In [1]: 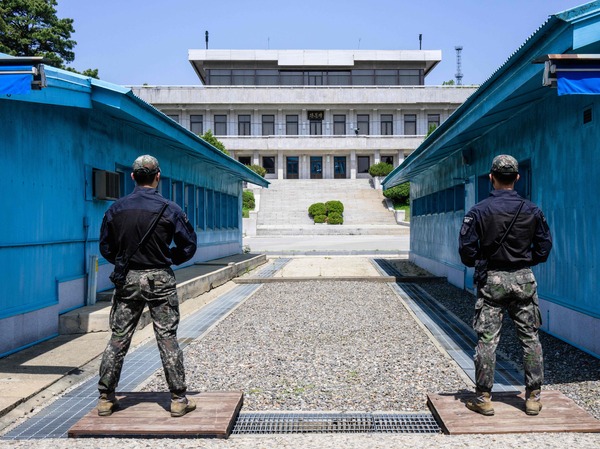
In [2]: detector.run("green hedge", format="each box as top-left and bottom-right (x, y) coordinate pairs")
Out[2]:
(242, 190), (255, 210)
(327, 212), (343, 225)
(308, 202), (327, 217)
(248, 164), (267, 177)
(325, 200), (344, 214)
(368, 162), (394, 177)
(383, 182), (410, 205)
(309, 201), (344, 224)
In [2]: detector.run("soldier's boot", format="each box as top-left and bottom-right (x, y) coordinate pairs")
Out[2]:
(525, 389), (542, 416)
(170, 396), (196, 418)
(466, 391), (495, 416)
(97, 392), (118, 416)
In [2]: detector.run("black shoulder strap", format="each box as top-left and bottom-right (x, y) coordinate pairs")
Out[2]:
(122, 201), (169, 268)
(489, 200), (525, 257)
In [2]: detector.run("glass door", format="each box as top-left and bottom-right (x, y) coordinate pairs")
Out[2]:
(286, 156), (299, 179)
(334, 156), (347, 179)
(310, 156), (323, 179)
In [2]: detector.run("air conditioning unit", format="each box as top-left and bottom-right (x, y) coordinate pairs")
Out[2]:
(93, 169), (121, 200)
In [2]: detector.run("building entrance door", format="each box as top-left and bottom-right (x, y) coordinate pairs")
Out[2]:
(334, 156), (347, 179)
(310, 156), (323, 179)
(286, 156), (299, 179)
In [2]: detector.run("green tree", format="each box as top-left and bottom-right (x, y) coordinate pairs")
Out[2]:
(200, 129), (230, 156)
(0, 0), (98, 76)
(442, 79), (455, 85)
(0, 0), (75, 67)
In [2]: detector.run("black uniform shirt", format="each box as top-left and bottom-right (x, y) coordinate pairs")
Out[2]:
(99, 186), (197, 269)
(459, 189), (552, 270)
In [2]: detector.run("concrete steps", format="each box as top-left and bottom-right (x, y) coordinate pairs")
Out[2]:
(256, 179), (403, 235)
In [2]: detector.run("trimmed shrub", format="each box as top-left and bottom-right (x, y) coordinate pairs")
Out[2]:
(313, 214), (327, 223)
(368, 162), (394, 177)
(325, 200), (344, 214)
(327, 212), (343, 225)
(383, 182), (410, 205)
(308, 202), (327, 217)
(242, 190), (255, 210)
(248, 164), (267, 177)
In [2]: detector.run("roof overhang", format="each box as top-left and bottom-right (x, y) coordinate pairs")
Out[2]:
(0, 56), (48, 94)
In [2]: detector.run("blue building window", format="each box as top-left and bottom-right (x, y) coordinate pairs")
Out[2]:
(206, 189), (215, 229)
(196, 187), (205, 231)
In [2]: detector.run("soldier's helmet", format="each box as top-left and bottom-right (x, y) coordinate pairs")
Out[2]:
(491, 155), (518, 174)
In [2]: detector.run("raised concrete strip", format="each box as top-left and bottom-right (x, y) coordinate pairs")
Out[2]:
(234, 276), (397, 283)
(59, 254), (267, 335)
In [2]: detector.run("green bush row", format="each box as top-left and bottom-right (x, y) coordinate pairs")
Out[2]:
(383, 182), (410, 206)
(242, 190), (255, 210)
(368, 162), (394, 177)
(308, 201), (344, 225)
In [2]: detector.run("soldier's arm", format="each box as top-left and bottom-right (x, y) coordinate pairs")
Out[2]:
(531, 209), (552, 265)
(459, 211), (480, 267)
(99, 212), (117, 264)
(171, 210), (198, 265)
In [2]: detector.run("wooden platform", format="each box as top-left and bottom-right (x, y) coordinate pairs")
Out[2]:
(427, 390), (600, 435)
(69, 391), (243, 439)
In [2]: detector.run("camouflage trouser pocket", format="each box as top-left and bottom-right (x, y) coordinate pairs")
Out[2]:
(472, 296), (486, 332)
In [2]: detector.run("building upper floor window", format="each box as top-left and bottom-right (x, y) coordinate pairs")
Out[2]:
(214, 114), (227, 135)
(381, 114), (393, 135)
(404, 114), (417, 135)
(167, 114), (179, 123)
(333, 114), (346, 135)
(190, 115), (203, 135)
(286, 115), (299, 135)
(238, 156), (251, 165)
(310, 119), (322, 135)
(427, 114), (440, 133)
(262, 115), (275, 136)
(205, 68), (425, 86)
(357, 114), (370, 135)
(238, 115), (251, 136)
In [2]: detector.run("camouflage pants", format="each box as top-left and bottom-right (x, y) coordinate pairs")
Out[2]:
(473, 267), (543, 393)
(98, 268), (187, 397)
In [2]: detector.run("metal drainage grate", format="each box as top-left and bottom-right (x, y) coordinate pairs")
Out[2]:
(232, 412), (440, 434)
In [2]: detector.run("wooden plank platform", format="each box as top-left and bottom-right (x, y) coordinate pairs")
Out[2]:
(427, 390), (600, 435)
(68, 391), (243, 439)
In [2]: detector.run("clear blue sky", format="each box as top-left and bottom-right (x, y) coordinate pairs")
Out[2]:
(56, 0), (588, 86)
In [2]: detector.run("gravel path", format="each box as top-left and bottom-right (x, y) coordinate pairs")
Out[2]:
(141, 281), (469, 411)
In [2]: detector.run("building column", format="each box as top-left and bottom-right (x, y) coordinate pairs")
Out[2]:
(252, 151), (260, 166)
(374, 149), (381, 164)
(350, 150), (357, 179)
(277, 152), (284, 179)
(397, 150), (405, 166)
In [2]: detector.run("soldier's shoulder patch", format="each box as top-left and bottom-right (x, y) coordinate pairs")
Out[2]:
(460, 215), (474, 236)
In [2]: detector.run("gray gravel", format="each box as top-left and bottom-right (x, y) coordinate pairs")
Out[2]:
(142, 281), (469, 411)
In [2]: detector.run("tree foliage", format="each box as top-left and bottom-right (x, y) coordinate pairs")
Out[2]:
(0, 0), (76, 67)
(383, 182), (410, 205)
(200, 129), (230, 156)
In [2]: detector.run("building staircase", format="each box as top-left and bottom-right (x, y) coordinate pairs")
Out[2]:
(251, 179), (408, 236)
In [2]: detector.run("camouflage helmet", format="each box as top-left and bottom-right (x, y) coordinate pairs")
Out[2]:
(490, 154), (518, 174)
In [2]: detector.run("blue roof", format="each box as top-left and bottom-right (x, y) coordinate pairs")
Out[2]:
(1, 60), (269, 187)
(383, 1), (600, 189)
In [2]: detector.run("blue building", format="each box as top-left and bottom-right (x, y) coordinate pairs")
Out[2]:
(384, 1), (600, 357)
(0, 56), (268, 357)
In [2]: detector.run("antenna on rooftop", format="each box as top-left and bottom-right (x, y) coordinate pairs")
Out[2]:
(455, 45), (463, 85)
(205, 31), (209, 49)
(419, 34), (422, 50)
(358, 38), (361, 49)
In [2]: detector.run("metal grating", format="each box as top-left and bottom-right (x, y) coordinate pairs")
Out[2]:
(232, 412), (440, 434)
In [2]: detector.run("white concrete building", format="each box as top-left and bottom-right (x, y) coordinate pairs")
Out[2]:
(132, 50), (476, 180)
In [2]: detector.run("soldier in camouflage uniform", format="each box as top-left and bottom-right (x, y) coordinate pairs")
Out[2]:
(98, 155), (197, 417)
(459, 155), (552, 416)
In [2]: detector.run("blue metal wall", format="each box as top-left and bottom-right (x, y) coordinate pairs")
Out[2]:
(409, 91), (600, 321)
(0, 96), (245, 349)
